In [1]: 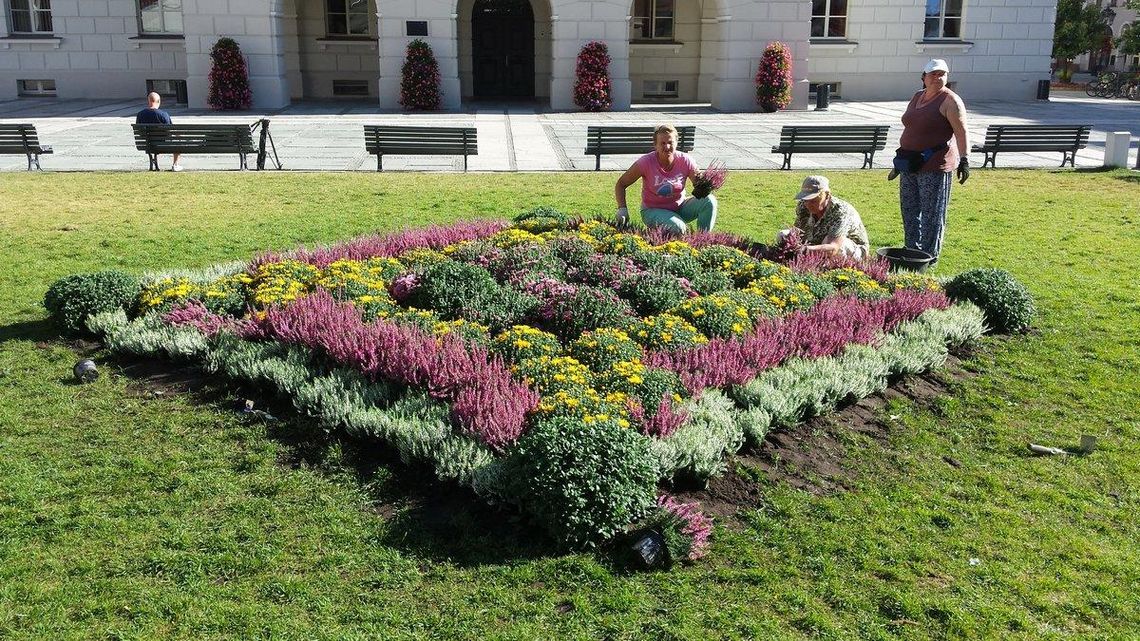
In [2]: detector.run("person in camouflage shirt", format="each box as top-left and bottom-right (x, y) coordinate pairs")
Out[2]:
(776, 175), (870, 259)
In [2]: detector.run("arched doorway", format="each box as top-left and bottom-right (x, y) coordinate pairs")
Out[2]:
(472, 0), (535, 98)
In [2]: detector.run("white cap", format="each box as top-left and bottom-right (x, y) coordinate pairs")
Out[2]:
(923, 58), (950, 74)
(794, 175), (829, 201)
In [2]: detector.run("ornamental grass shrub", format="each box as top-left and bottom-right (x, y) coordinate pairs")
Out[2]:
(207, 37), (252, 110)
(399, 39), (442, 110)
(573, 41), (612, 111)
(944, 268), (1035, 333)
(44, 270), (140, 334)
(755, 40), (793, 112)
(505, 415), (657, 548)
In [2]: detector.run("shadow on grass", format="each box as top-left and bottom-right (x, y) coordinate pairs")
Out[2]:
(0, 319), (58, 344)
(1113, 173), (1140, 184)
(108, 352), (558, 567)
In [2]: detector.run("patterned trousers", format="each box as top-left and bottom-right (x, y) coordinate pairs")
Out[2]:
(899, 171), (952, 261)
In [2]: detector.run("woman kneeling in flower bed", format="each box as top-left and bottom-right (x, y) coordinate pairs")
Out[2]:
(776, 175), (870, 260)
(614, 124), (722, 235)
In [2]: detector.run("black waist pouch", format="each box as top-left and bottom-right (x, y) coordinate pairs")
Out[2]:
(892, 143), (949, 173)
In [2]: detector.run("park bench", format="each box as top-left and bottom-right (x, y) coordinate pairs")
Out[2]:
(132, 123), (257, 170)
(363, 125), (478, 171)
(585, 126), (696, 170)
(771, 125), (889, 170)
(0, 123), (53, 170)
(971, 124), (1091, 168)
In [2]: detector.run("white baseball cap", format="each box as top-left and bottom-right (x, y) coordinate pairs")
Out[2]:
(794, 175), (829, 201)
(923, 58), (950, 74)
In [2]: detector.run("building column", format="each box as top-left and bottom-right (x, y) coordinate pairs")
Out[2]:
(183, 0), (291, 109)
(377, 0), (461, 110)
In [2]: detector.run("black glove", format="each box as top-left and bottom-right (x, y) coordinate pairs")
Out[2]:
(956, 158), (970, 185)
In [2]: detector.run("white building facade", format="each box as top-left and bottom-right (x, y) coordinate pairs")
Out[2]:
(0, 0), (1059, 110)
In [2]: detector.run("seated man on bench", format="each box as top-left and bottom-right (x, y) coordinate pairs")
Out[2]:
(776, 176), (870, 260)
(614, 124), (716, 234)
(136, 92), (182, 172)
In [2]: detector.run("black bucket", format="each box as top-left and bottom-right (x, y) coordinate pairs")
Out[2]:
(877, 247), (934, 272)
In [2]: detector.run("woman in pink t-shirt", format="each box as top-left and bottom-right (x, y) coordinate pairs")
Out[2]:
(614, 124), (717, 234)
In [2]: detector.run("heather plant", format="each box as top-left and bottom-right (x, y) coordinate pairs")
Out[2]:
(493, 325), (563, 364)
(569, 328), (643, 372)
(572, 41), (612, 111)
(648, 391), (743, 479)
(640, 495), (714, 565)
(671, 294), (754, 339)
(690, 160), (728, 200)
(619, 271), (691, 316)
(755, 40), (793, 112)
(206, 37), (252, 110)
(629, 313), (708, 352)
(538, 285), (637, 339)
(272, 220), (510, 268)
(503, 415), (657, 548)
(565, 253), (642, 289)
(399, 39), (442, 110)
(44, 270), (141, 334)
(945, 268), (1035, 333)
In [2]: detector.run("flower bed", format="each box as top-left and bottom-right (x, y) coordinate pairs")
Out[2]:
(68, 210), (989, 559)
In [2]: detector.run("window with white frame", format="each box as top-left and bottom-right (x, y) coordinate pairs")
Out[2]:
(811, 0), (848, 39)
(327, 0), (370, 36)
(924, 0), (963, 39)
(631, 0), (674, 41)
(138, 0), (183, 34)
(10, 0), (53, 33)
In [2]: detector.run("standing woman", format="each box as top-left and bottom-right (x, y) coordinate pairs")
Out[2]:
(896, 58), (970, 265)
(614, 124), (717, 234)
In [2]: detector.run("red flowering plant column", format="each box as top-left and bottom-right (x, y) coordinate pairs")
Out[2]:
(207, 37), (253, 110)
(400, 39), (442, 110)
(573, 41), (612, 111)
(755, 41), (792, 113)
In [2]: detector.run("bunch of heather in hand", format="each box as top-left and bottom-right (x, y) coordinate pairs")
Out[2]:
(691, 160), (728, 199)
(399, 39), (442, 110)
(573, 41), (612, 111)
(755, 40), (792, 112)
(207, 37), (252, 110)
(771, 227), (804, 264)
(642, 495), (713, 565)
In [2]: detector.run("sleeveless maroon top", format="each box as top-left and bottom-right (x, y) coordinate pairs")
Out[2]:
(899, 90), (959, 173)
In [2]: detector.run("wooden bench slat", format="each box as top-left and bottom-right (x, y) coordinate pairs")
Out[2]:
(0, 123), (52, 170)
(583, 126), (696, 170)
(770, 124), (889, 170)
(362, 125), (478, 171)
(971, 124), (1090, 168)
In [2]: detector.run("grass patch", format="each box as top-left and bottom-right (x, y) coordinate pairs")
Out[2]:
(1, 170), (1138, 639)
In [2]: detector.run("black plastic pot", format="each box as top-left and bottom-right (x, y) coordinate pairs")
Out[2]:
(876, 247), (934, 272)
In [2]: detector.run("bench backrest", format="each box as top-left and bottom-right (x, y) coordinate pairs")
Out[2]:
(363, 125), (478, 155)
(0, 124), (43, 151)
(775, 125), (889, 150)
(132, 124), (256, 152)
(585, 126), (696, 154)
(981, 124), (1091, 149)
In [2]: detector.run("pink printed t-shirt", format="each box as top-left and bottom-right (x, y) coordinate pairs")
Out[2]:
(637, 151), (697, 212)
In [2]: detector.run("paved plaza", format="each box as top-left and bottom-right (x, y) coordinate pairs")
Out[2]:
(1, 90), (1137, 172)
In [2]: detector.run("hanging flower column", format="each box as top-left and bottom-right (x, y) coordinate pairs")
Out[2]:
(573, 41), (612, 111)
(207, 37), (253, 110)
(399, 39), (442, 110)
(755, 41), (792, 113)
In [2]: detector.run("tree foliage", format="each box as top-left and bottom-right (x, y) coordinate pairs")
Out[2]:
(1052, 0), (1113, 61)
(1118, 21), (1140, 56)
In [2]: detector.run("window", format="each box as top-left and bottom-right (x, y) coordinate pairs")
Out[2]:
(18, 79), (56, 96)
(811, 0), (847, 39)
(10, 0), (53, 33)
(147, 79), (187, 104)
(138, 0), (183, 34)
(332, 79), (369, 96)
(631, 0), (674, 41)
(924, 0), (963, 39)
(643, 79), (679, 98)
(327, 0), (369, 36)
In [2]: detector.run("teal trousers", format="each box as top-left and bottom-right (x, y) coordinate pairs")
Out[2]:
(641, 195), (717, 234)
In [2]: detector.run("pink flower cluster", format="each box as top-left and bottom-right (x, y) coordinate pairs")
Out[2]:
(573, 41), (612, 111)
(629, 395), (690, 439)
(788, 251), (891, 281)
(657, 494), (713, 561)
(755, 41), (793, 112)
(257, 219), (510, 268)
(163, 300), (253, 337)
(645, 289), (949, 395)
(256, 290), (538, 451)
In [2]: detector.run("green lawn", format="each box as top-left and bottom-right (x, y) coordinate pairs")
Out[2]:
(1, 170), (1137, 640)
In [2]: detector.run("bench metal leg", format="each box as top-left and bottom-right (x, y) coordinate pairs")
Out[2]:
(147, 153), (159, 171)
(781, 153), (792, 170)
(595, 154), (601, 171)
(377, 154), (382, 172)
(1061, 151), (1075, 168)
(463, 154), (468, 172)
(983, 152), (996, 169)
(862, 151), (873, 169)
(25, 153), (35, 171)
(239, 154), (248, 170)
